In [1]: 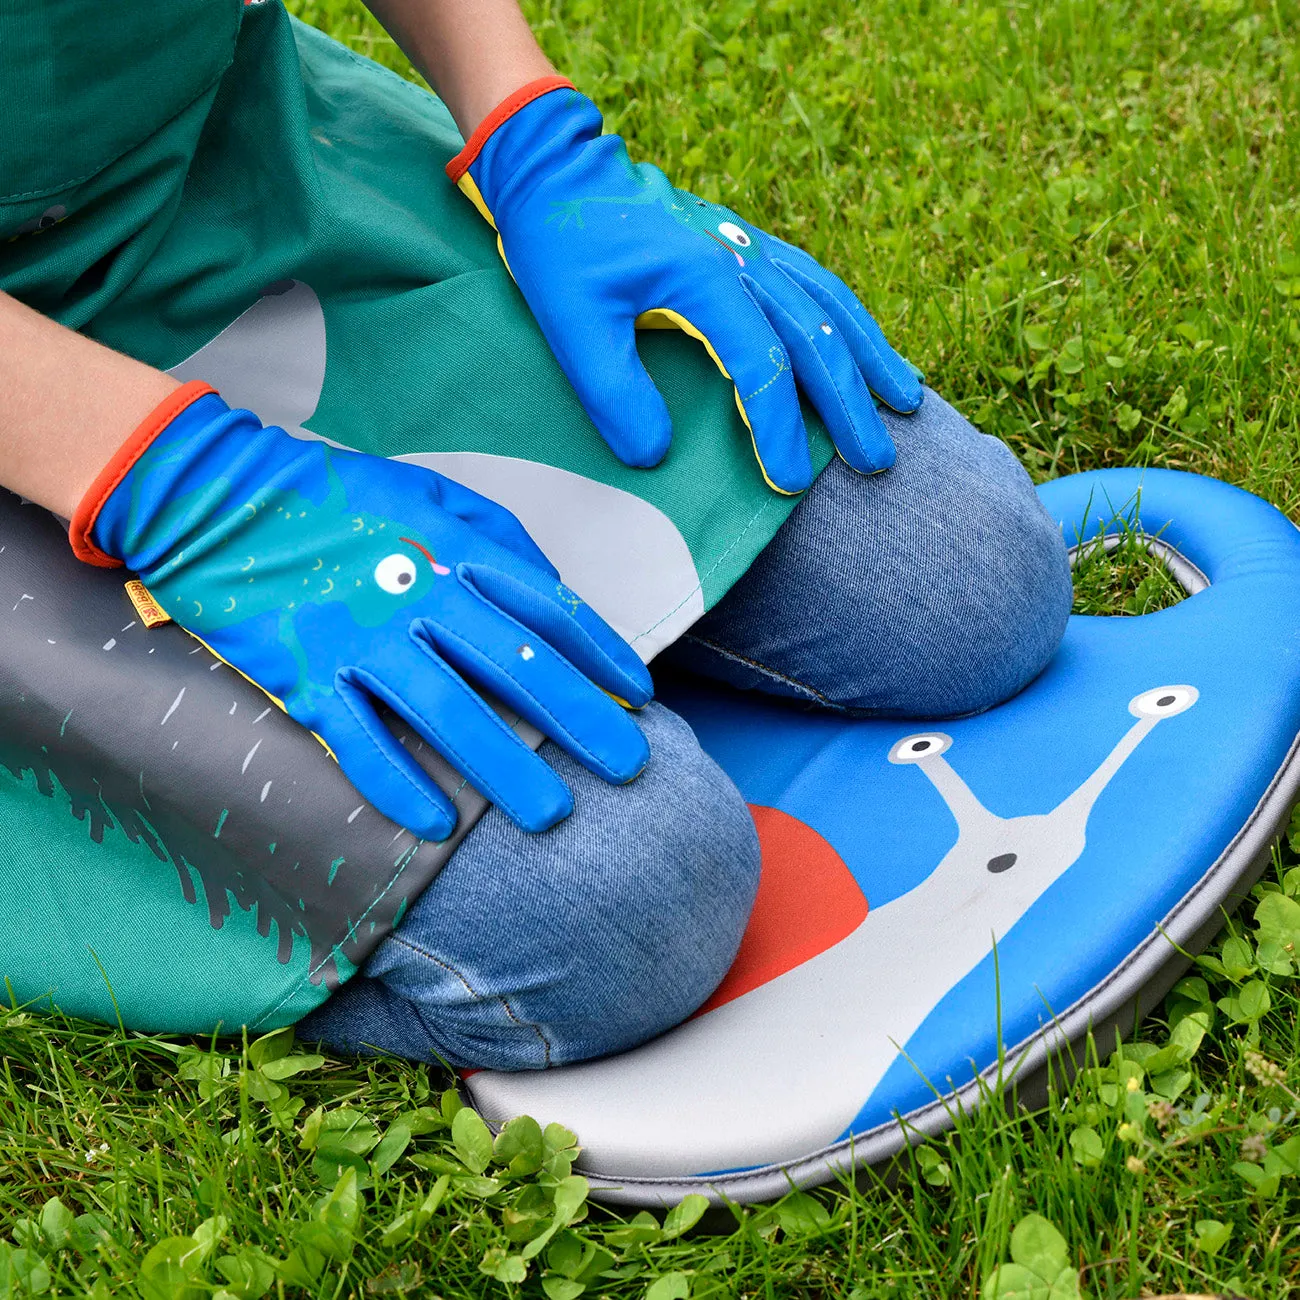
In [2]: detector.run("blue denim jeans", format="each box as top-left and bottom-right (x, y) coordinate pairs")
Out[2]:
(298, 390), (1073, 1069)
(663, 389), (1074, 717)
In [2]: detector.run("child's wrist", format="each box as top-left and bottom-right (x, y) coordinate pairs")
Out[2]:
(0, 290), (184, 520)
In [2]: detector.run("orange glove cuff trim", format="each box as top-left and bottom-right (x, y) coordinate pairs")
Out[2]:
(445, 75), (577, 184)
(69, 379), (217, 568)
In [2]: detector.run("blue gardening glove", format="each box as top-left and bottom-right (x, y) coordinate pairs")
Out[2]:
(448, 78), (924, 494)
(70, 383), (653, 840)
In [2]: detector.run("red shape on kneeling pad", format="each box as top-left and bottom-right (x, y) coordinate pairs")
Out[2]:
(694, 805), (868, 1017)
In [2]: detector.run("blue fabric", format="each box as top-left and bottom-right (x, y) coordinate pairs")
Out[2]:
(92, 392), (653, 840)
(667, 389), (1074, 716)
(297, 702), (762, 1069)
(302, 392), (1069, 1069)
(463, 86), (923, 493)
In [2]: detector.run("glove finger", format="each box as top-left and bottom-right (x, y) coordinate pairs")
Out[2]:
(769, 244), (923, 414)
(461, 562), (653, 707)
(426, 468), (559, 575)
(537, 306), (675, 469)
(343, 655), (575, 834)
(421, 576), (651, 786)
(744, 271), (896, 475)
(311, 685), (459, 842)
(658, 292), (813, 493)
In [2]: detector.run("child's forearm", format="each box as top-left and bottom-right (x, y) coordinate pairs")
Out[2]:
(0, 2), (552, 519)
(363, 0), (556, 136)
(0, 291), (178, 519)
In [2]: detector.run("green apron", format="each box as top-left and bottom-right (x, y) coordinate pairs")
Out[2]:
(0, 0), (833, 1033)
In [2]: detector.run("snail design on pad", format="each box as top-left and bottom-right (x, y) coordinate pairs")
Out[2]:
(468, 685), (1200, 1179)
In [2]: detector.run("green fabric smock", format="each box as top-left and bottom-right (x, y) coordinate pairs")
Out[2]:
(0, 0), (832, 1033)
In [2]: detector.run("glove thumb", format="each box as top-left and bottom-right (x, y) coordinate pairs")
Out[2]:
(545, 311), (675, 469)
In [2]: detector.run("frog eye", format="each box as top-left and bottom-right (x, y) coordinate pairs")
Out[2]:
(374, 553), (418, 594)
(717, 221), (751, 248)
(1129, 684), (1198, 719)
(889, 732), (953, 764)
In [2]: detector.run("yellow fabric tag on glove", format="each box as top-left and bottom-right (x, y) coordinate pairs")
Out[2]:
(124, 580), (171, 628)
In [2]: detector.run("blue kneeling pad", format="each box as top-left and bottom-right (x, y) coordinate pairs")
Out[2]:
(3, 466), (1298, 1206)
(463, 467), (1300, 1204)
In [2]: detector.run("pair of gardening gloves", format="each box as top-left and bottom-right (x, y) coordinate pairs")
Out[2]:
(71, 78), (921, 841)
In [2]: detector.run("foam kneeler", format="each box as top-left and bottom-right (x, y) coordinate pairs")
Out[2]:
(464, 466), (1300, 1205)
(4, 467), (1299, 1202)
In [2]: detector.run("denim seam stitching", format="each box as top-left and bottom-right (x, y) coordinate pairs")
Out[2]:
(256, 711), (538, 1029)
(681, 633), (842, 709)
(388, 933), (554, 1067)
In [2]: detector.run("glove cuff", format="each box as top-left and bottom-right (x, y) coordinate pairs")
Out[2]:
(69, 379), (218, 568)
(446, 75), (576, 186)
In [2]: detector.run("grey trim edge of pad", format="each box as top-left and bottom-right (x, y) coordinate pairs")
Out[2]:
(1067, 533), (1210, 597)
(573, 724), (1300, 1206)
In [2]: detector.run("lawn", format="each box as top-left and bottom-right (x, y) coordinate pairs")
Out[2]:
(3, 0), (1299, 1295)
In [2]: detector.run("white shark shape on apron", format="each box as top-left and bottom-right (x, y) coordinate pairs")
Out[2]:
(168, 280), (706, 661)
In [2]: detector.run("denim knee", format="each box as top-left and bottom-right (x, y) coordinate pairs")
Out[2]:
(297, 702), (760, 1071)
(672, 389), (1074, 719)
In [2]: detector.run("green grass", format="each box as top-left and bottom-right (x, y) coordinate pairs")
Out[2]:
(1069, 515), (1189, 617)
(4, 0), (1300, 1295)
